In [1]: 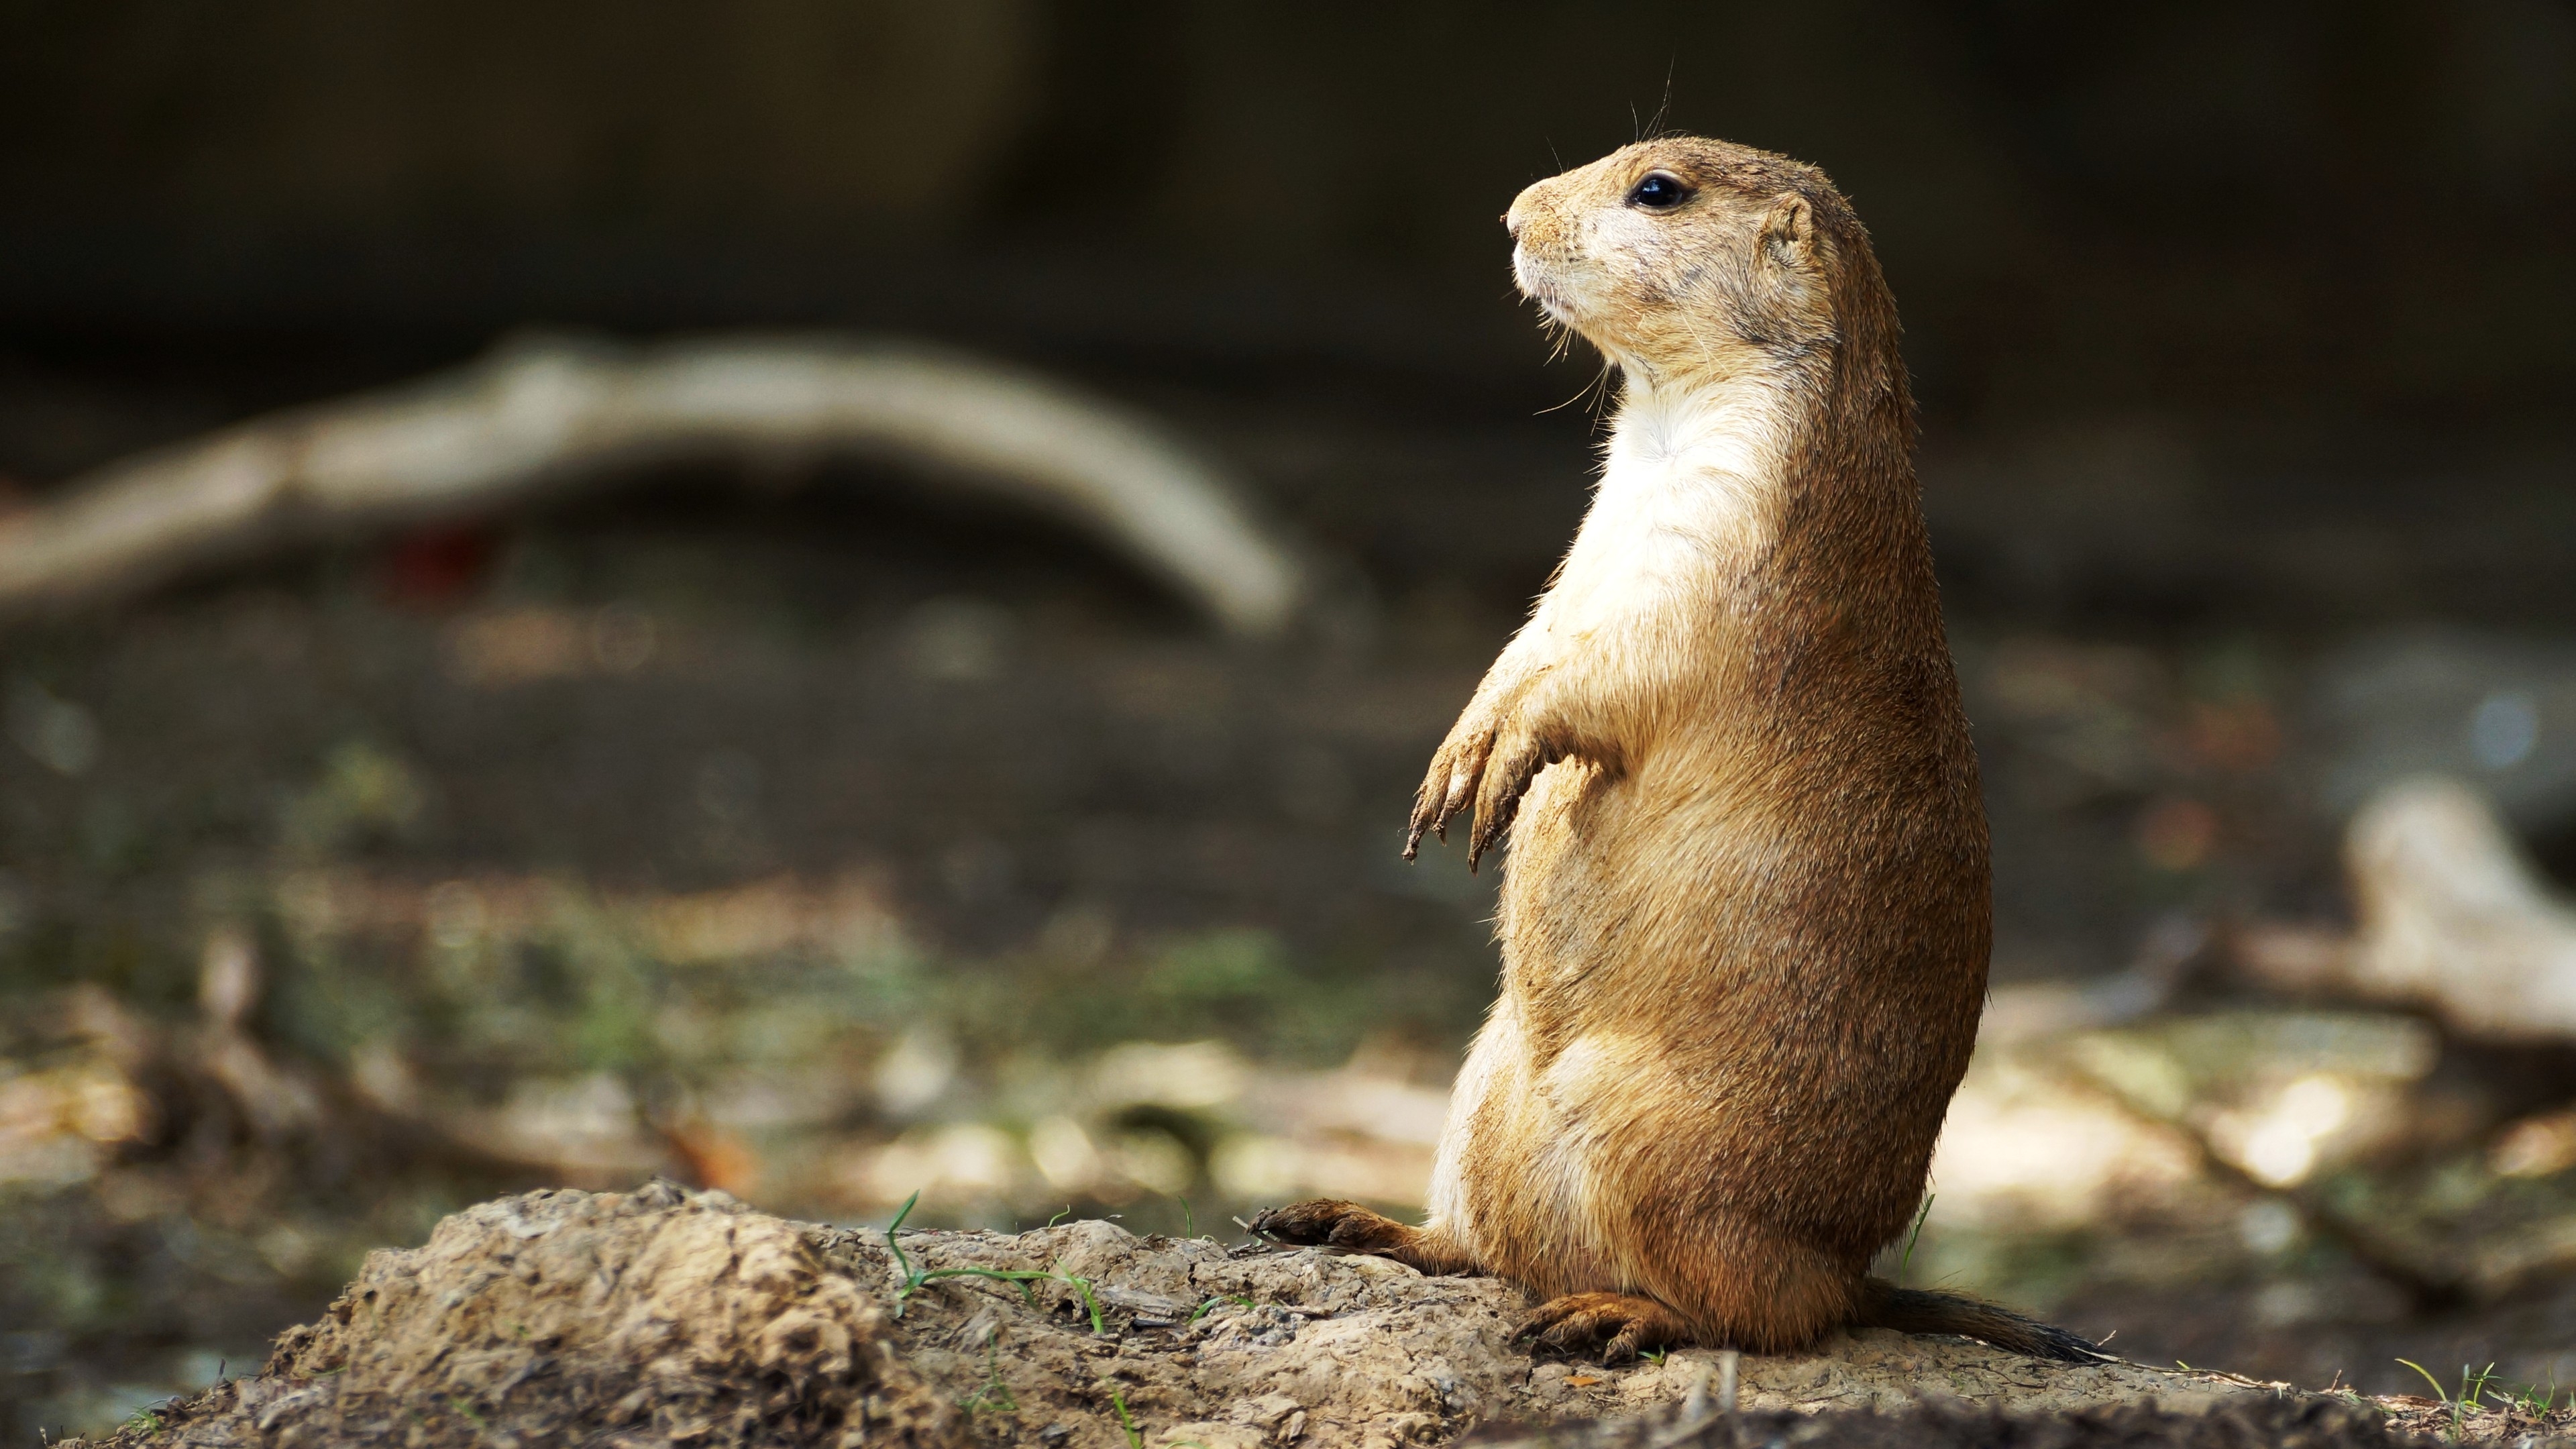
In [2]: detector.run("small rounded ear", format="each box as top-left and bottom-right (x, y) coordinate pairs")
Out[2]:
(1760, 195), (1818, 268)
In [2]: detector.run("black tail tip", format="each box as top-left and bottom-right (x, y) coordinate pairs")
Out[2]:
(1860, 1279), (2112, 1364)
(2017, 1321), (2114, 1364)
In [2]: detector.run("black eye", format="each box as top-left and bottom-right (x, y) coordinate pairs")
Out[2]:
(1626, 172), (1691, 210)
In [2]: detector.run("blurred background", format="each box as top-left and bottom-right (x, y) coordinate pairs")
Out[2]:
(4, 0), (2576, 1438)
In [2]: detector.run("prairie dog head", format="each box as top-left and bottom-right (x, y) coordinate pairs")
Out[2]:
(1507, 137), (1866, 386)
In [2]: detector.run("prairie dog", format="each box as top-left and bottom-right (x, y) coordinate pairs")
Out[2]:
(1252, 137), (2098, 1362)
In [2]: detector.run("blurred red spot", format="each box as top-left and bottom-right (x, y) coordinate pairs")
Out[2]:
(2185, 700), (2282, 772)
(379, 523), (499, 608)
(2137, 797), (2220, 872)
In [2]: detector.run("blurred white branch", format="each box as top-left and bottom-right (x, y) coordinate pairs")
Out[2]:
(0, 333), (1308, 638)
(2346, 777), (2576, 1038)
(2238, 776), (2576, 1041)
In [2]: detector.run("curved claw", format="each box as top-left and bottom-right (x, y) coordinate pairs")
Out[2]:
(1465, 795), (1513, 871)
(1404, 772), (1455, 859)
(1403, 800), (1440, 861)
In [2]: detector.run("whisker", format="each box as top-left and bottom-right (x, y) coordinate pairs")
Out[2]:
(1646, 60), (1678, 140)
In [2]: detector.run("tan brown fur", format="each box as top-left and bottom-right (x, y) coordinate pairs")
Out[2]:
(1253, 137), (2096, 1363)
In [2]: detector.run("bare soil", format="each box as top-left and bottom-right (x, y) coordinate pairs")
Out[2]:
(67, 1184), (2572, 1449)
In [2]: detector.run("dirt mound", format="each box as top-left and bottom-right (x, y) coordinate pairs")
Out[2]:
(70, 1185), (2432, 1448)
(88, 1183), (961, 1448)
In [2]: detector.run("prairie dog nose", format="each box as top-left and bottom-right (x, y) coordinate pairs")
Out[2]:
(1504, 178), (1549, 239)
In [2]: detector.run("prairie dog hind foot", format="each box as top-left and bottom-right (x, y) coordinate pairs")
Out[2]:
(1518, 1291), (1691, 1364)
(1244, 1199), (1482, 1276)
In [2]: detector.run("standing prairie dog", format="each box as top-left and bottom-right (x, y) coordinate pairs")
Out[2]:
(1251, 137), (2099, 1362)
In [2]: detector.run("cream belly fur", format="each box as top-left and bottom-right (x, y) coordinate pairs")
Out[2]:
(1248, 135), (2102, 1364)
(1426, 377), (1793, 1290)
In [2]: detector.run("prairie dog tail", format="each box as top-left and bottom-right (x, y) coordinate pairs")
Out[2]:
(1857, 1278), (2108, 1362)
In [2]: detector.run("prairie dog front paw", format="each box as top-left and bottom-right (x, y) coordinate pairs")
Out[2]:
(1405, 718), (1499, 859)
(1407, 696), (1572, 870)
